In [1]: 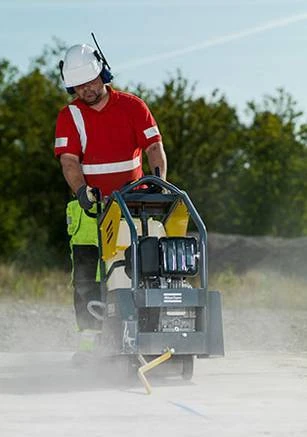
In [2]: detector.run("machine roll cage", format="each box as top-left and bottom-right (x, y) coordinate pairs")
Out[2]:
(85, 174), (224, 374)
(97, 175), (208, 299)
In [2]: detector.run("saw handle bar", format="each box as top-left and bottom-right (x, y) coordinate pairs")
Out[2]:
(84, 176), (179, 218)
(119, 175), (182, 196)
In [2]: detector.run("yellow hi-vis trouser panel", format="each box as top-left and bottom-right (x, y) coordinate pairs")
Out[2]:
(66, 200), (98, 246)
(66, 200), (100, 280)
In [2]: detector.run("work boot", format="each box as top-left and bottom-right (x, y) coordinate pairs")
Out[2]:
(72, 329), (102, 367)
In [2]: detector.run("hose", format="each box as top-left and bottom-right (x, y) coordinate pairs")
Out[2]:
(87, 300), (105, 321)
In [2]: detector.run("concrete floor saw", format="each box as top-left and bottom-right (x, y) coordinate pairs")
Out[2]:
(87, 175), (224, 393)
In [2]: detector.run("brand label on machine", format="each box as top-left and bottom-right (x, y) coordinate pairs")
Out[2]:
(163, 292), (183, 303)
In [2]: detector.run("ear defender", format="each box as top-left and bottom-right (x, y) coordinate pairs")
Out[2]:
(59, 59), (75, 95)
(59, 60), (64, 79)
(101, 66), (113, 84)
(93, 50), (113, 84)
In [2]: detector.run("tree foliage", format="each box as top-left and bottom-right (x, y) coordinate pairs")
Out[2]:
(134, 76), (307, 237)
(0, 48), (70, 265)
(1, 46), (307, 267)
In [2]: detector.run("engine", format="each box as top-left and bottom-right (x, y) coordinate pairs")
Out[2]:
(125, 236), (199, 333)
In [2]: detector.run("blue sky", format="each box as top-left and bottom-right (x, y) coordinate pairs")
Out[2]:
(1, 0), (307, 118)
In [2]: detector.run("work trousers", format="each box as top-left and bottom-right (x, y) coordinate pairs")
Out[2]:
(72, 244), (101, 330)
(66, 199), (102, 330)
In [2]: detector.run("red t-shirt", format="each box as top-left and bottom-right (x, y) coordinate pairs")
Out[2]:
(55, 86), (161, 195)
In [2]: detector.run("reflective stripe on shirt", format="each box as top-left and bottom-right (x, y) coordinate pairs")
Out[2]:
(68, 105), (87, 153)
(144, 125), (159, 139)
(55, 137), (68, 148)
(82, 156), (141, 175)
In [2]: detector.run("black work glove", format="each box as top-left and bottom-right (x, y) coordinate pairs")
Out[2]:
(76, 184), (96, 210)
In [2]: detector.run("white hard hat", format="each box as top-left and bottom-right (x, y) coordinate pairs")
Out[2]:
(62, 44), (103, 88)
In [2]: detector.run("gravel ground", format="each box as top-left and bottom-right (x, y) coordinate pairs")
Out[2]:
(1, 301), (307, 437)
(0, 301), (78, 352)
(0, 300), (306, 353)
(208, 232), (307, 280)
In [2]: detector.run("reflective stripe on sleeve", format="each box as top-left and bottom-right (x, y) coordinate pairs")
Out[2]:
(55, 137), (68, 148)
(68, 105), (87, 153)
(82, 156), (141, 175)
(143, 125), (160, 139)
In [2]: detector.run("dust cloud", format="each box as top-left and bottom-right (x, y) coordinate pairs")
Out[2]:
(208, 232), (307, 353)
(1, 232), (307, 355)
(0, 232), (307, 391)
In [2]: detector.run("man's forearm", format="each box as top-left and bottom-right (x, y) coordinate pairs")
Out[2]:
(60, 154), (86, 194)
(146, 142), (167, 180)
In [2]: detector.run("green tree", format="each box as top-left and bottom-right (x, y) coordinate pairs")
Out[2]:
(132, 72), (244, 231)
(133, 80), (307, 237)
(0, 60), (23, 255)
(0, 52), (70, 265)
(230, 89), (307, 236)
(2, 46), (307, 269)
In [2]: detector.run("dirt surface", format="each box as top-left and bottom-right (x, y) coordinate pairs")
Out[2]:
(0, 350), (306, 437)
(0, 302), (307, 354)
(1, 233), (307, 436)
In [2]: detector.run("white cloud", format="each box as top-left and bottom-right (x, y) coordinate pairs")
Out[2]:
(114, 12), (307, 71)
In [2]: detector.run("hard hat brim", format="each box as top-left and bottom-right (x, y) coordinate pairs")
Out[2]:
(63, 62), (103, 88)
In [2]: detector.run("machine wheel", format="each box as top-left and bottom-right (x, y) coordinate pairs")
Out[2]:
(182, 355), (194, 380)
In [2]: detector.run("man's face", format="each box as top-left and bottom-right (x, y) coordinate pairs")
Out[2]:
(74, 76), (104, 106)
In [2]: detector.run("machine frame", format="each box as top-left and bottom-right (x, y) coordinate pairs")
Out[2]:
(89, 175), (224, 389)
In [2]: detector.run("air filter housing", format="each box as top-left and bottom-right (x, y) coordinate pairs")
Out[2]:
(159, 237), (198, 277)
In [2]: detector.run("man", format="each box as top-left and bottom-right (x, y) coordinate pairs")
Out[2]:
(55, 43), (167, 334)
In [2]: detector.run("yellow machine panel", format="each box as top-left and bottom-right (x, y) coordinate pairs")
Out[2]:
(164, 199), (189, 236)
(100, 201), (122, 261)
